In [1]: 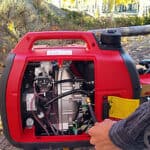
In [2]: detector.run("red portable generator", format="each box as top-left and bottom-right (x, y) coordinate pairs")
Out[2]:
(0, 31), (143, 149)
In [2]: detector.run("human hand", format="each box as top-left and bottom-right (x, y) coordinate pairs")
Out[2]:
(88, 119), (121, 150)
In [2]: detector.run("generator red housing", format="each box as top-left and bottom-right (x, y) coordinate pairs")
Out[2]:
(0, 31), (141, 149)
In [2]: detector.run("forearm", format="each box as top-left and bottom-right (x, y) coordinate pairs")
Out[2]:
(109, 101), (150, 150)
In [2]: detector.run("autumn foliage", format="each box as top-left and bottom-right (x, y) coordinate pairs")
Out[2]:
(0, 0), (149, 63)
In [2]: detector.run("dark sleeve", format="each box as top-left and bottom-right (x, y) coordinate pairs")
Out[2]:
(109, 101), (150, 150)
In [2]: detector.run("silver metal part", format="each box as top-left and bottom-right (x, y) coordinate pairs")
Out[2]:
(38, 112), (45, 119)
(57, 66), (81, 131)
(25, 93), (36, 111)
(26, 117), (34, 128)
(35, 61), (53, 77)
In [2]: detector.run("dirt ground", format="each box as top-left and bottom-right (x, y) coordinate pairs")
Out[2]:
(0, 35), (150, 150)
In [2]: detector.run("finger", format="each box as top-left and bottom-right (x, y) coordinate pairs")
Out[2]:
(95, 144), (111, 150)
(90, 137), (96, 145)
(103, 119), (112, 123)
(94, 122), (99, 125)
(103, 118), (117, 124)
(95, 144), (104, 150)
(88, 126), (97, 135)
(88, 128), (93, 135)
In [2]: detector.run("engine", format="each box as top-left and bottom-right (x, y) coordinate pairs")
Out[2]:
(21, 60), (95, 136)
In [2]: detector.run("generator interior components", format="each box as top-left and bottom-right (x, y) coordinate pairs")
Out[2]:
(21, 60), (95, 136)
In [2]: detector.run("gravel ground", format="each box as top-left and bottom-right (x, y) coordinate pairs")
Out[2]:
(0, 35), (150, 150)
(122, 34), (150, 63)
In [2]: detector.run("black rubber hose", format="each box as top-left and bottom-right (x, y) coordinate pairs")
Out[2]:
(87, 104), (97, 123)
(86, 97), (97, 123)
(54, 78), (88, 84)
(44, 89), (92, 107)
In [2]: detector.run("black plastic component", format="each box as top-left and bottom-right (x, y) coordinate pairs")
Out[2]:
(120, 48), (141, 99)
(100, 30), (121, 49)
(102, 98), (110, 119)
(139, 59), (150, 68)
(87, 103), (97, 123)
(0, 53), (16, 146)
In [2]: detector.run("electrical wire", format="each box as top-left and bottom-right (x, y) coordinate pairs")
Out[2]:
(31, 82), (50, 135)
(46, 116), (58, 135)
(32, 111), (50, 135)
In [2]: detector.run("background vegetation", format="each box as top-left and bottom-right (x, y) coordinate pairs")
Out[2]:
(0, 0), (150, 62)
